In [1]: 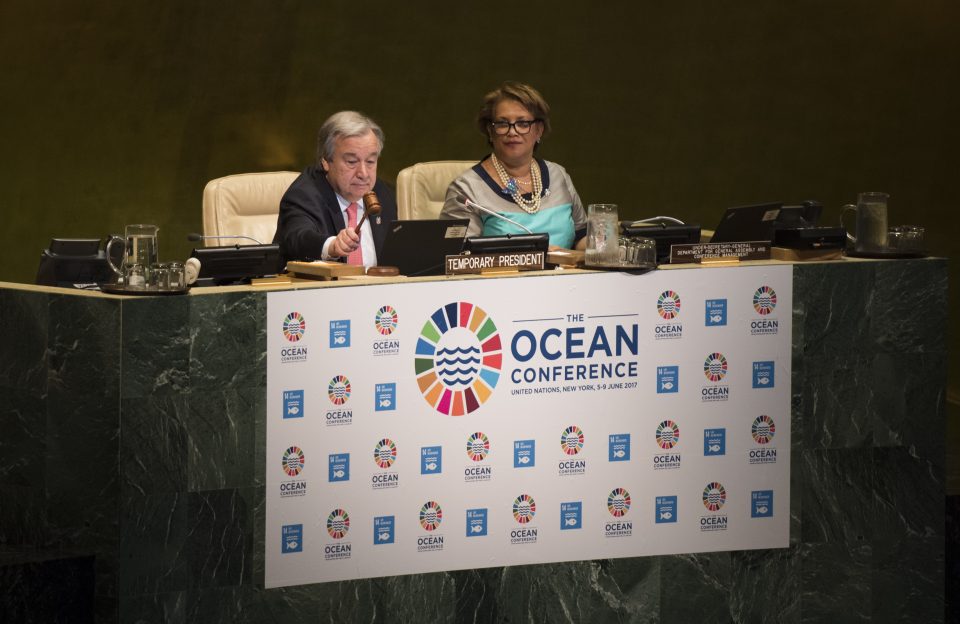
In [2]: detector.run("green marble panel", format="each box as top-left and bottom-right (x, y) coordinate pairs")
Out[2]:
(871, 535), (944, 622)
(0, 388), (46, 489)
(660, 553), (732, 624)
(187, 292), (266, 392)
(597, 557), (660, 622)
(186, 488), (255, 590)
(118, 491), (189, 597)
(789, 389), (802, 546)
(184, 387), (260, 492)
(120, 584), (328, 624)
(120, 296), (192, 400)
(793, 263), (875, 359)
(800, 449), (875, 545)
(800, 355), (880, 450)
(871, 259), (948, 355)
(43, 294), (121, 606)
(0, 289), (49, 393)
(0, 485), (46, 546)
(799, 542), (871, 623)
(871, 447), (944, 540)
(729, 548), (800, 623)
(870, 352), (946, 462)
(483, 559), (659, 622)
(0, 552), (95, 623)
(119, 394), (190, 495)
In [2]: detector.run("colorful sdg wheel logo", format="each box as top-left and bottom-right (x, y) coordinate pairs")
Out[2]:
(608, 488), (631, 517)
(466, 432), (490, 462)
(415, 302), (502, 416)
(752, 415), (776, 444)
(753, 286), (777, 315)
(560, 426), (584, 455)
(702, 482), (727, 512)
(703, 352), (728, 382)
(327, 375), (351, 405)
(513, 494), (536, 524)
(656, 420), (680, 450)
(282, 446), (305, 477)
(419, 501), (442, 531)
(657, 290), (681, 320)
(326, 508), (350, 539)
(375, 305), (398, 335)
(373, 438), (397, 468)
(282, 312), (306, 342)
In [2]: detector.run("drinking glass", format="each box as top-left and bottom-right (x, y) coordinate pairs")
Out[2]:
(585, 204), (619, 266)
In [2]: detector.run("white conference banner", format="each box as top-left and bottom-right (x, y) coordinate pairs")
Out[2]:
(265, 267), (791, 588)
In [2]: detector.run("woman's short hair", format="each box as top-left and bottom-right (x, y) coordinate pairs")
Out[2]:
(316, 111), (385, 164)
(476, 82), (552, 141)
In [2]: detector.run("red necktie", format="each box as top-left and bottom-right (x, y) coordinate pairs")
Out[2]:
(345, 202), (364, 266)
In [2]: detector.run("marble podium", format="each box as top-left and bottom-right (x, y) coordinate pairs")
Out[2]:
(0, 258), (947, 623)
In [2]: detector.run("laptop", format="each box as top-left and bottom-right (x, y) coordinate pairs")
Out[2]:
(710, 201), (825, 244)
(378, 219), (469, 276)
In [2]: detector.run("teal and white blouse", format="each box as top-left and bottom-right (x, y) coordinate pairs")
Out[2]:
(441, 158), (586, 249)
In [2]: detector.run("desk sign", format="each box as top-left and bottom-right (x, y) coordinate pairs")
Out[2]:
(670, 242), (771, 264)
(445, 252), (545, 275)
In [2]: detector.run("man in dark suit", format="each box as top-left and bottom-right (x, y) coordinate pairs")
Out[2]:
(273, 111), (397, 267)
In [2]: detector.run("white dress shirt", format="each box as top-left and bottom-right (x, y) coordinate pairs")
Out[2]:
(321, 194), (378, 268)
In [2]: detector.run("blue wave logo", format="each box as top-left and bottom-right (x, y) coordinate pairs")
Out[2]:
(436, 346), (481, 386)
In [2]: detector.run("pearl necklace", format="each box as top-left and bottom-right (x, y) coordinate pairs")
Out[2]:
(491, 154), (542, 214)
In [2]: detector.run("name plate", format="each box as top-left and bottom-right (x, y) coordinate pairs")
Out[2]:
(670, 241), (771, 264)
(445, 251), (546, 275)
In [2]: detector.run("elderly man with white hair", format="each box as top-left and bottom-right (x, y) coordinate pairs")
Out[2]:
(273, 111), (398, 268)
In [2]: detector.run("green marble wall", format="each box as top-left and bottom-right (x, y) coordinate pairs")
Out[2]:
(0, 258), (947, 622)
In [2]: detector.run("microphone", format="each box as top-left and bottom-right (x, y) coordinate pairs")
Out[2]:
(187, 232), (264, 245)
(463, 198), (533, 234)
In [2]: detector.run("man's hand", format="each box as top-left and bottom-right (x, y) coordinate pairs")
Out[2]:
(330, 227), (361, 258)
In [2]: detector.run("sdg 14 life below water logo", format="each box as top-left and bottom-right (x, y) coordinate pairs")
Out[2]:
(415, 302), (502, 416)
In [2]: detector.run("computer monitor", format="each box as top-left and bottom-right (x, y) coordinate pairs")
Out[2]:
(377, 219), (469, 276)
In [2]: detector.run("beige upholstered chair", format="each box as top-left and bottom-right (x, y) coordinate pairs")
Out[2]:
(395, 160), (474, 220)
(202, 171), (299, 246)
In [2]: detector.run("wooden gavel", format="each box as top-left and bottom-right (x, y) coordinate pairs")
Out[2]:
(355, 191), (382, 234)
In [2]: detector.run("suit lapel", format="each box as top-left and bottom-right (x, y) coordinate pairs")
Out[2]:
(310, 167), (347, 231)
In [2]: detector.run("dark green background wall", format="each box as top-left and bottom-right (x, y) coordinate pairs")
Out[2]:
(2, 1), (957, 401)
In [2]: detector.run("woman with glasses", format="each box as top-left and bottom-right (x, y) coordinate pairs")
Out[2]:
(441, 82), (586, 250)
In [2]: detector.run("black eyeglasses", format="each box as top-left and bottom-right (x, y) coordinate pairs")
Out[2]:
(489, 119), (542, 135)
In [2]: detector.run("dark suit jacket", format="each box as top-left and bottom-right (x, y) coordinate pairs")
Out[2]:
(272, 165), (398, 264)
